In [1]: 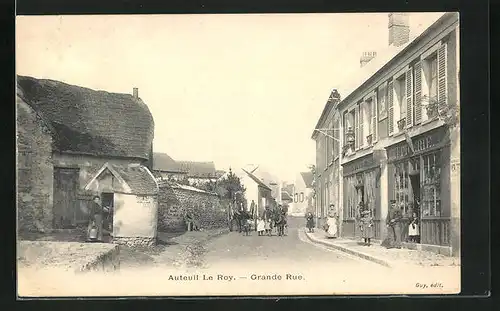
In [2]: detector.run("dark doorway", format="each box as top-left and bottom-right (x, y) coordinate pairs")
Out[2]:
(53, 167), (79, 229)
(101, 192), (114, 235)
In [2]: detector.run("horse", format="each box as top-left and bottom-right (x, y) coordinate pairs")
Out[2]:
(234, 209), (251, 233)
(273, 210), (287, 237)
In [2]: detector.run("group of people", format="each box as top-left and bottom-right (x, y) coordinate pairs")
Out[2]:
(305, 204), (339, 238)
(236, 202), (287, 237)
(305, 200), (421, 249)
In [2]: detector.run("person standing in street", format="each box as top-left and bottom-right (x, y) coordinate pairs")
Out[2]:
(87, 195), (108, 242)
(386, 199), (403, 248)
(306, 212), (315, 233)
(360, 204), (374, 246)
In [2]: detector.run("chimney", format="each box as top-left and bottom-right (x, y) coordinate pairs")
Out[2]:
(360, 51), (377, 67)
(133, 87), (139, 99)
(388, 13), (410, 47)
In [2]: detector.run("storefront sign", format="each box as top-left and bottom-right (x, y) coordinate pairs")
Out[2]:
(342, 154), (376, 176)
(387, 128), (447, 162)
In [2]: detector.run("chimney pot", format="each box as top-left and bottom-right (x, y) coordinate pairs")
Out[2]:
(388, 13), (410, 47)
(133, 87), (139, 99)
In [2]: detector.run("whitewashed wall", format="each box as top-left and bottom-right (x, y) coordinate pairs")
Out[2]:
(113, 193), (158, 238)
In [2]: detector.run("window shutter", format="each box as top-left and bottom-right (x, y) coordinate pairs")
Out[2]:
(359, 103), (364, 148)
(438, 43), (448, 108)
(414, 61), (422, 124)
(388, 81), (394, 135)
(372, 94), (378, 142)
(354, 106), (359, 150)
(405, 68), (413, 128)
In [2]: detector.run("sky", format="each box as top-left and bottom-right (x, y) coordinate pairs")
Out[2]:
(16, 13), (444, 182)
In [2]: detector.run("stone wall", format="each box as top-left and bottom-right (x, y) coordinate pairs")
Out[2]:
(158, 184), (227, 232)
(16, 96), (54, 233)
(112, 236), (156, 247)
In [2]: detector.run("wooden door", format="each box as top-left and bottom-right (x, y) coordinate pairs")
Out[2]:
(101, 192), (114, 234)
(53, 167), (79, 229)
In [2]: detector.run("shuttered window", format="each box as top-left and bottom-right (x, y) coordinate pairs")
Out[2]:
(398, 75), (407, 122)
(372, 94), (378, 142)
(354, 105), (360, 150)
(359, 102), (364, 148)
(388, 81), (395, 135)
(405, 68), (414, 128)
(437, 43), (448, 108)
(414, 61), (423, 124)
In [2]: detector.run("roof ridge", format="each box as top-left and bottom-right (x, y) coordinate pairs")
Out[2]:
(17, 75), (137, 99)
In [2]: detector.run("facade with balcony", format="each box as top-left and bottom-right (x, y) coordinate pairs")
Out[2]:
(312, 12), (460, 256)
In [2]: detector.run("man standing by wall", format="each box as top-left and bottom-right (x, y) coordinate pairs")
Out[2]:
(385, 199), (403, 249)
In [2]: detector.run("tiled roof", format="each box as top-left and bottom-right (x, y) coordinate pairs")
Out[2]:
(300, 172), (314, 188)
(17, 76), (154, 160)
(111, 164), (158, 195)
(157, 181), (217, 196)
(153, 152), (183, 173)
(281, 191), (293, 201)
(153, 152), (217, 178)
(177, 161), (217, 178)
(242, 168), (272, 191)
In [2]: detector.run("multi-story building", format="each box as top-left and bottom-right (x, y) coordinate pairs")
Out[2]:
(312, 12), (460, 256)
(311, 90), (342, 228)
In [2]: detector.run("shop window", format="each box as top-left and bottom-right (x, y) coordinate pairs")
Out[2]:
(393, 160), (419, 216)
(343, 175), (357, 219)
(421, 152), (442, 217)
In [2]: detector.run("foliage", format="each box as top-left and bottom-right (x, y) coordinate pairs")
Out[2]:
(308, 164), (317, 198)
(212, 168), (246, 207)
(421, 95), (460, 128)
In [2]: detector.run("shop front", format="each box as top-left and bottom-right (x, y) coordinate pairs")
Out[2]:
(341, 154), (381, 239)
(386, 126), (451, 247)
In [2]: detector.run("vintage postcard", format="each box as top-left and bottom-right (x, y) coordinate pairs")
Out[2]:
(16, 12), (461, 297)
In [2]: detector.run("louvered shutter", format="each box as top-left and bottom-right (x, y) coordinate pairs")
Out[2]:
(372, 94), (378, 142)
(437, 43), (448, 109)
(354, 106), (359, 150)
(414, 61), (422, 124)
(359, 102), (364, 148)
(388, 81), (394, 135)
(405, 68), (413, 128)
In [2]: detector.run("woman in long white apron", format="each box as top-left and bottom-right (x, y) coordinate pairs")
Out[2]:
(325, 213), (338, 238)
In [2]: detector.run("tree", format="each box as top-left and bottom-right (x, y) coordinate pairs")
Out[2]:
(215, 168), (246, 208)
(308, 164), (317, 199)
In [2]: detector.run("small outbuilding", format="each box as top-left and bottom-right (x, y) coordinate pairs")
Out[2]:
(84, 162), (159, 246)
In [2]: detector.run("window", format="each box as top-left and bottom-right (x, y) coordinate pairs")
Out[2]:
(333, 119), (340, 157)
(324, 134), (328, 168)
(300, 192), (304, 203)
(396, 75), (406, 123)
(378, 85), (388, 120)
(421, 152), (442, 217)
(364, 99), (373, 137)
(343, 110), (355, 146)
(393, 160), (420, 216)
(425, 54), (438, 101)
(343, 175), (357, 219)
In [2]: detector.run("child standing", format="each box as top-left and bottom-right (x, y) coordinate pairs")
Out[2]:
(265, 218), (272, 236)
(257, 217), (265, 236)
(408, 212), (420, 243)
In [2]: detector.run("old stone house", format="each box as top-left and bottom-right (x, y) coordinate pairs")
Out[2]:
(311, 13), (460, 256)
(16, 75), (158, 245)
